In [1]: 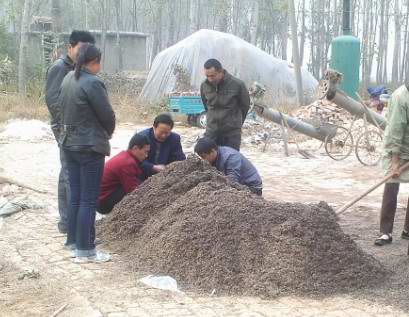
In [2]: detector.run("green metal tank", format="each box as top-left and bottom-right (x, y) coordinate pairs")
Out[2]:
(330, 35), (360, 99)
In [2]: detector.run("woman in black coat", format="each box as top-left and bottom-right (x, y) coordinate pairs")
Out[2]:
(59, 43), (115, 263)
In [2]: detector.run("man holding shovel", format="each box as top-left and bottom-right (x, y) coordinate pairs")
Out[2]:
(375, 84), (409, 246)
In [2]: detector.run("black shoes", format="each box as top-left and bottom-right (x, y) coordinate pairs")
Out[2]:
(58, 222), (68, 234)
(401, 230), (409, 240)
(374, 234), (392, 246)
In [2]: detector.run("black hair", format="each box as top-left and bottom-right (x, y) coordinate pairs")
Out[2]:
(194, 137), (218, 155)
(69, 30), (96, 47)
(153, 114), (174, 129)
(74, 43), (102, 80)
(204, 59), (223, 71)
(128, 133), (150, 150)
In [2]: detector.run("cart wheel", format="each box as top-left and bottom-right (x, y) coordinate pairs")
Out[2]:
(355, 130), (383, 166)
(324, 126), (354, 160)
(195, 112), (207, 129)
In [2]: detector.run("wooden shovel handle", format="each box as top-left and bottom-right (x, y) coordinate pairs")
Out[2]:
(336, 161), (409, 215)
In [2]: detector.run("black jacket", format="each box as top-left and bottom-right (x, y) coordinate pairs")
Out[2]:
(45, 55), (74, 137)
(58, 69), (116, 156)
(200, 71), (250, 134)
(139, 127), (186, 179)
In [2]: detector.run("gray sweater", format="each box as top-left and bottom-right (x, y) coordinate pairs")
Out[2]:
(215, 146), (262, 189)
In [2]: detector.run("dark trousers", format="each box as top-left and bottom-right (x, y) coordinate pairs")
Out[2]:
(64, 150), (105, 253)
(205, 130), (242, 151)
(380, 183), (409, 234)
(97, 186), (126, 215)
(57, 147), (70, 230)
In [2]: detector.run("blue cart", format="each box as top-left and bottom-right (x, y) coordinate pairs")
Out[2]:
(168, 95), (207, 128)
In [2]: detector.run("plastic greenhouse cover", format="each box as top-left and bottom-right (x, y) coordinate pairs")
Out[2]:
(140, 29), (318, 106)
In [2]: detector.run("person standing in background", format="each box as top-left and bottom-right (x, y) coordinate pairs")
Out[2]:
(45, 30), (95, 234)
(200, 59), (250, 151)
(59, 43), (115, 263)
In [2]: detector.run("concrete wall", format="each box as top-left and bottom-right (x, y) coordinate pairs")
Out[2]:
(26, 31), (147, 73)
(91, 32), (147, 73)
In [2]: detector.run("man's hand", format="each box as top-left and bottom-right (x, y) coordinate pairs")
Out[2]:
(153, 165), (165, 173)
(391, 154), (401, 178)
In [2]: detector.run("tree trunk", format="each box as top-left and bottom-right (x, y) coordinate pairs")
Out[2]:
(250, 0), (259, 45)
(51, 0), (63, 32)
(231, 0), (241, 35)
(400, 0), (409, 82)
(377, 0), (385, 83)
(152, 2), (163, 59)
(100, 0), (108, 71)
(189, 0), (196, 33)
(131, 0), (138, 32)
(114, 0), (123, 72)
(168, 0), (176, 46)
(84, 0), (89, 29)
(392, 0), (401, 84)
(382, 1), (391, 82)
(299, 0), (306, 64)
(288, 0), (303, 106)
(18, 0), (31, 94)
(361, 0), (370, 89)
(196, 0), (202, 30)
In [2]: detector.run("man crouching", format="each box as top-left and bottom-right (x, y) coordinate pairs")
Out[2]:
(194, 137), (263, 196)
(98, 134), (150, 214)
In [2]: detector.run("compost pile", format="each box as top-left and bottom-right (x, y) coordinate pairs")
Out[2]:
(100, 156), (386, 297)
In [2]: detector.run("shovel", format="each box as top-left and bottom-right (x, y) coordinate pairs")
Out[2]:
(336, 161), (409, 215)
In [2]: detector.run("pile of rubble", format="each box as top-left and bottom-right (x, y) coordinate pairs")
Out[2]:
(293, 99), (353, 128)
(99, 72), (148, 97)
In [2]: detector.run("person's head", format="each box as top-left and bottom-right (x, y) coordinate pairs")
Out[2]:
(194, 137), (218, 164)
(204, 59), (224, 85)
(68, 30), (95, 62)
(153, 114), (174, 142)
(128, 133), (151, 162)
(74, 43), (102, 79)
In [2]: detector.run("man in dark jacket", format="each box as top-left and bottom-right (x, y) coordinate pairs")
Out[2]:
(194, 137), (263, 195)
(45, 30), (95, 233)
(200, 59), (250, 151)
(139, 114), (186, 179)
(98, 134), (150, 214)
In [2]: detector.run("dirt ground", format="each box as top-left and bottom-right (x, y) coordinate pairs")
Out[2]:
(1, 121), (409, 317)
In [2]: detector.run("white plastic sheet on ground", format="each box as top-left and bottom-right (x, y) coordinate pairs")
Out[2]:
(140, 29), (318, 106)
(139, 275), (182, 293)
(0, 119), (53, 142)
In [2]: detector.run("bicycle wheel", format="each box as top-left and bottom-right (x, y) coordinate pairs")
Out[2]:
(324, 126), (354, 161)
(355, 130), (383, 166)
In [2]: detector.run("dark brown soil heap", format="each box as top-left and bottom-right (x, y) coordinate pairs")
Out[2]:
(100, 156), (386, 297)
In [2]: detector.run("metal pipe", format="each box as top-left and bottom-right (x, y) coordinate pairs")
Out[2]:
(254, 104), (335, 142)
(327, 89), (386, 130)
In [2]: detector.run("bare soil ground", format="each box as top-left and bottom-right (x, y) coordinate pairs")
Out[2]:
(1, 122), (409, 316)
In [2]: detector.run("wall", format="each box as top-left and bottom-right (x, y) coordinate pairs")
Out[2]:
(26, 31), (147, 73)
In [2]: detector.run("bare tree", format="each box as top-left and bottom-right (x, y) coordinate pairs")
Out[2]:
(51, 0), (63, 32)
(114, 0), (123, 72)
(249, 0), (259, 45)
(392, 0), (402, 84)
(18, 0), (32, 93)
(100, 0), (108, 70)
